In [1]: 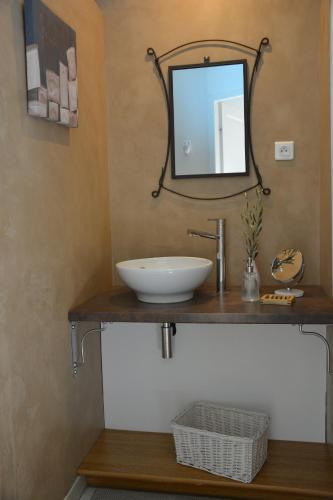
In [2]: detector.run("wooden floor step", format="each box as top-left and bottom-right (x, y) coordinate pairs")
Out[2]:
(78, 429), (333, 500)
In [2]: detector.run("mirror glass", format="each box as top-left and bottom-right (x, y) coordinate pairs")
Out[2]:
(169, 59), (249, 179)
(271, 248), (305, 297)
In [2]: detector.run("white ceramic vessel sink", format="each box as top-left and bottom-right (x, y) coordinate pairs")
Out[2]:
(116, 256), (213, 303)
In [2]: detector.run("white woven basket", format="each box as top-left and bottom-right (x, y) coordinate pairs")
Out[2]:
(171, 401), (269, 483)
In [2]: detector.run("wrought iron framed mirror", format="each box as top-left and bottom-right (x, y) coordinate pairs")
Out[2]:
(147, 37), (271, 201)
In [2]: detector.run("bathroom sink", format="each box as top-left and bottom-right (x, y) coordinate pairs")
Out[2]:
(116, 256), (213, 303)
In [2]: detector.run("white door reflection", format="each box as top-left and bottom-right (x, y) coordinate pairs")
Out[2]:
(214, 95), (245, 174)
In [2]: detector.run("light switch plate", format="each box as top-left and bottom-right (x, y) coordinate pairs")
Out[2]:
(275, 141), (294, 161)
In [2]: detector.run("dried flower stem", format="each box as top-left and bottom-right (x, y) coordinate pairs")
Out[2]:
(241, 188), (263, 261)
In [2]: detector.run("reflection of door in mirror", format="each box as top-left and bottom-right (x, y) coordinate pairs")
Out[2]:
(169, 59), (249, 179)
(214, 95), (245, 174)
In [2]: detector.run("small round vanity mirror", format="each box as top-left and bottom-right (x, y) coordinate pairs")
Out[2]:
(271, 249), (305, 297)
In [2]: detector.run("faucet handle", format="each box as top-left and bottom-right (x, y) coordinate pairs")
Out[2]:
(208, 219), (225, 235)
(208, 218), (225, 224)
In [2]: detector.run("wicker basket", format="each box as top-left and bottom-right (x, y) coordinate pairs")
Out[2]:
(171, 401), (269, 483)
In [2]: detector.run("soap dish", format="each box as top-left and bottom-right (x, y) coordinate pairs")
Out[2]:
(260, 294), (295, 306)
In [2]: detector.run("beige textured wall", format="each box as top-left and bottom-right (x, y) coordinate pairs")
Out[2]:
(0, 1), (111, 499)
(320, 0), (332, 296)
(102, 0), (328, 287)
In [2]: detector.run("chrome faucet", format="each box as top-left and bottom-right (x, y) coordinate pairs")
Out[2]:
(187, 218), (226, 294)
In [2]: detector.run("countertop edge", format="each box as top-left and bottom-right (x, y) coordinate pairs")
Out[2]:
(68, 285), (333, 325)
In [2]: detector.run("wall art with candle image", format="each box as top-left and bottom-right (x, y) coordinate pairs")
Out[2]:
(24, 0), (78, 127)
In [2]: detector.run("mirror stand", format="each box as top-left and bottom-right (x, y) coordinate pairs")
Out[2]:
(275, 287), (305, 298)
(272, 249), (305, 297)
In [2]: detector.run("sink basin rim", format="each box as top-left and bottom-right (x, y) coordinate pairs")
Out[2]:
(116, 256), (212, 271)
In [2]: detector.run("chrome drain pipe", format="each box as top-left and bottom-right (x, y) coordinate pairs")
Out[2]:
(161, 322), (176, 359)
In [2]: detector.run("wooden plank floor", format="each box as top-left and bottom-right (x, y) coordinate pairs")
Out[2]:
(78, 430), (333, 500)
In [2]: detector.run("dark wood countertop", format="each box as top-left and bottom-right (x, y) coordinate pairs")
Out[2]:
(68, 285), (333, 324)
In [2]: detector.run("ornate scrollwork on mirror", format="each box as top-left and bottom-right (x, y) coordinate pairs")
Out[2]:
(147, 38), (271, 201)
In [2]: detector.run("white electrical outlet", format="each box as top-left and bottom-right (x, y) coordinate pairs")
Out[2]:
(275, 141), (294, 161)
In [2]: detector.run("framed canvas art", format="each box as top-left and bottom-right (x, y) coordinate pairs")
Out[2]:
(24, 0), (78, 127)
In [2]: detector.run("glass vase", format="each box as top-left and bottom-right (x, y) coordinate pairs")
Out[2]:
(242, 258), (260, 302)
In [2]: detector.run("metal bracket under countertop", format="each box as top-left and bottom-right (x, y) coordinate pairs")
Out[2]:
(69, 320), (178, 376)
(298, 324), (333, 375)
(70, 321), (110, 376)
(69, 322), (333, 376)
